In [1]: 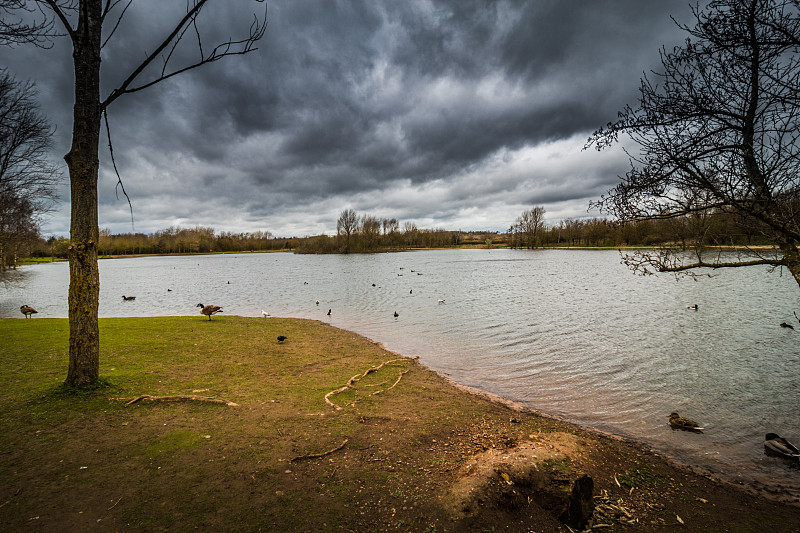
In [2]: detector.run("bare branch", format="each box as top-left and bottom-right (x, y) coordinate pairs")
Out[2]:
(102, 0), (267, 108)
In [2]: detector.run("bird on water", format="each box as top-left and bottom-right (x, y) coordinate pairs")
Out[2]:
(780, 322), (794, 329)
(20, 305), (38, 318)
(122, 295), (136, 301)
(763, 433), (800, 459)
(327, 309), (332, 316)
(394, 311), (399, 318)
(196, 303), (223, 320)
(668, 412), (704, 432)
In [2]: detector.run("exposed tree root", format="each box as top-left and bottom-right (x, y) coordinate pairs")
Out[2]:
(122, 394), (239, 407)
(370, 370), (409, 397)
(324, 357), (414, 410)
(290, 438), (349, 462)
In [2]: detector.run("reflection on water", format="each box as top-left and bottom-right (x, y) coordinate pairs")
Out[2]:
(2, 249), (799, 498)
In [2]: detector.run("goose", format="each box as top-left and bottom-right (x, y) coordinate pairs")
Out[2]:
(327, 309), (331, 316)
(277, 335), (287, 343)
(20, 305), (38, 318)
(122, 295), (136, 301)
(410, 289), (413, 294)
(764, 433), (800, 459)
(668, 412), (704, 432)
(394, 311), (399, 318)
(196, 303), (223, 320)
(780, 322), (794, 329)
(316, 301), (320, 305)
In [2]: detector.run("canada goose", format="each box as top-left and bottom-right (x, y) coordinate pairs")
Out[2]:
(122, 295), (136, 301)
(327, 309), (331, 316)
(196, 303), (223, 320)
(668, 412), (704, 432)
(410, 289), (413, 294)
(780, 322), (794, 329)
(20, 305), (38, 318)
(764, 433), (800, 459)
(277, 335), (287, 343)
(394, 311), (399, 318)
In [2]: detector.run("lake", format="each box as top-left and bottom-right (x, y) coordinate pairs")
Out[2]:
(2, 249), (799, 499)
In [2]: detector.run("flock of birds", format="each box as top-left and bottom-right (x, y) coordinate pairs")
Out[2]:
(668, 411), (800, 460)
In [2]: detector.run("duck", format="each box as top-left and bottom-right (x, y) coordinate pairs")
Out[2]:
(20, 305), (38, 318)
(196, 303), (223, 320)
(668, 412), (704, 432)
(780, 322), (794, 329)
(122, 295), (136, 301)
(327, 309), (331, 316)
(687, 304), (698, 310)
(764, 433), (800, 459)
(393, 311), (399, 318)
(438, 299), (445, 304)
(277, 335), (287, 343)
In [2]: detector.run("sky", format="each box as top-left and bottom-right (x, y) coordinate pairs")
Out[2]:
(1, 0), (700, 238)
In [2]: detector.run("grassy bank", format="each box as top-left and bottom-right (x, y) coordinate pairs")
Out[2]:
(1, 317), (798, 532)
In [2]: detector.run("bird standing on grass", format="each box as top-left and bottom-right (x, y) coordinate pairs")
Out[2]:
(196, 303), (223, 320)
(277, 335), (287, 343)
(20, 305), (38, 318)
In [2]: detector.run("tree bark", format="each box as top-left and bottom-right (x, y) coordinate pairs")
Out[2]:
(65, 1), (102, 387)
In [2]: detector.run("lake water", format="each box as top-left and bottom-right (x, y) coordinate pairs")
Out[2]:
(2, 249), (799, 499)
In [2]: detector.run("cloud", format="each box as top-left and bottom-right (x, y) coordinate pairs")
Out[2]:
(0, 0), (698, 237)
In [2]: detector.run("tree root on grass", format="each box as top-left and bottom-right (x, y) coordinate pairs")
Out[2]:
(121, 394), (239, 407)
(324, 357), (415, 410)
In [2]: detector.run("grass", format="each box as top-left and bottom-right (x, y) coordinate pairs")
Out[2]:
(1, 316), (799, 532)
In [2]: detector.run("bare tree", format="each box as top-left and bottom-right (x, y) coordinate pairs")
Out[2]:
(0, 69), (59, 269)
(515, 206), (546, 249)
(7, 1), (267, 387)
(336, 208), (358, 253)
(588, 0), (800, 289)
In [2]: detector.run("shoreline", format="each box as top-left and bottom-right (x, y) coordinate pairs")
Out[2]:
(360, 334), (800, 507)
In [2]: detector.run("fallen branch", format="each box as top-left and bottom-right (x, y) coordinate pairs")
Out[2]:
(290, 438), (349, 462)
(123, 394), (239, 407)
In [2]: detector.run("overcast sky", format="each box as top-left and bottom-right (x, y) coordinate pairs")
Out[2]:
(1, 0), (699, 237)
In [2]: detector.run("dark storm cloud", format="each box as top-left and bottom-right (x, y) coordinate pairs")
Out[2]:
(0, 0), (698, 236)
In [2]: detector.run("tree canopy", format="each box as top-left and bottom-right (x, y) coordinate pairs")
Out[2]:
(588, 0), (800, 289)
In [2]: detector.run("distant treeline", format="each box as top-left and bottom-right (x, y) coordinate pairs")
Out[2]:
(14, 209), (776, 264)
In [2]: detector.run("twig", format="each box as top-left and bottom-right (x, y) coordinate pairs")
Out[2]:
(290, 438), (348, 462)
(123, 394), (239, 407)
(107, 496), (123, 511)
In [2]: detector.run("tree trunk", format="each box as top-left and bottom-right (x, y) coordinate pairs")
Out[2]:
(779, 241), (800, 290)
(65, 1), (103, 387)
